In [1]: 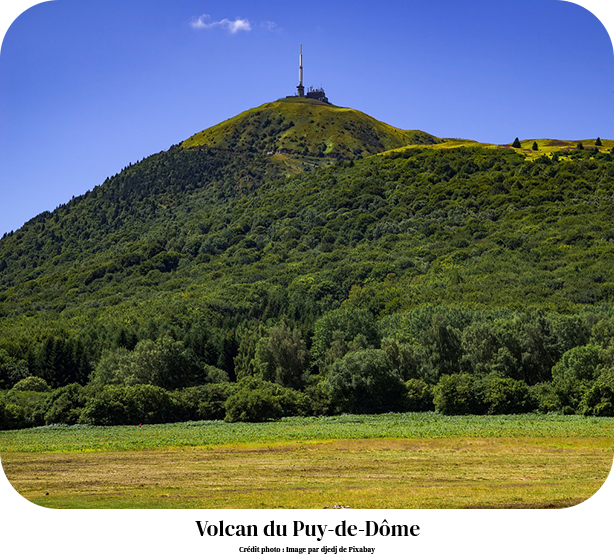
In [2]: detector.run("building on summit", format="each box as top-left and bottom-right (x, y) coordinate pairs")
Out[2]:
(288, 45), (329, 104)
(305, 86), (328, 103)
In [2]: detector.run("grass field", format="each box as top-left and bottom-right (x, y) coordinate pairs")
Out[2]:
(2, 414), (613, 509)
(388, 137), (614, 160)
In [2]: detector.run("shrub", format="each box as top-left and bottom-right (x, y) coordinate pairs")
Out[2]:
(131, 384), (179, 423)
(173, 383), (236, 421)
(225, 387), (283, 423)
(405, 379), (434, 412)
(531, 371), (590, 415)
(12, 376), (50, 392)
(197, 383), (235, 419)
(80, 386), (136, 425)
(553, 378), (588, 415)
(433, 373), (485, 415)
(80, 384), (178, 425)
(225, 378), (310, 422)
(325, 349), (407, 414)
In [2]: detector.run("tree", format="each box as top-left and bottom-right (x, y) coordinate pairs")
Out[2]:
(405, 379), (434, 412)
(89, 348), (133, 387)
(595, 137), (603, 147)
(433, 373), (485, 415)
(254, 321), (310, 389)
(224, 378), (309, 422)
(32, 336), (91, 388)
(577, 142), (584, 150)
(381, 338), (421, 380)
(89, 336), (203, 390)
(202, 364), (230, 384)
(132, 337), (202, 389)
(512, 138), (521, 148)
(12, 376), (50, 392)
(80, 384), (178, 425)
(233, 323), (267, 381)
(311, 308), (379, 371)
(325, 349), (407, 414)
(115, 328), (138, 350)
(551, 345), (602, 382)
(0, 349), (31, 389)
(481, 375), (534, 414)
(425, 313), (462, 377)
(184, 321), (219, 367)
(580, 367), (614, 416)
(460, 321), (522, 378)
(532, 142), (539, 151)
(515, 311), (559, 384)
(44, 383), (87, 425)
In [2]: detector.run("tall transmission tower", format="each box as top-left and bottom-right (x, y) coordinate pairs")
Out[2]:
(297, 44), (305, 97)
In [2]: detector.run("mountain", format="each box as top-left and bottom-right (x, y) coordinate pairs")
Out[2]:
(1, 99), (614, 395)
(182, 98), (440, 163)
(0, 99), (440, 308)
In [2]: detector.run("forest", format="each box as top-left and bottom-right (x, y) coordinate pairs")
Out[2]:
(2, 114), (614, 428)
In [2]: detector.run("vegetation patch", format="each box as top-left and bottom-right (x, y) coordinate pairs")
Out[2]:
(181, 99), (440, 159)
(2, 413), (613, 453)
(2, 433), (611, 509)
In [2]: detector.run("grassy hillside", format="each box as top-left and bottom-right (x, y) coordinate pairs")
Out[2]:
(182, 98), (440, 160)
(390, 137), (613, 161)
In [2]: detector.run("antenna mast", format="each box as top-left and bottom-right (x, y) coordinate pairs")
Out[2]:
(297, 44), (305, 97)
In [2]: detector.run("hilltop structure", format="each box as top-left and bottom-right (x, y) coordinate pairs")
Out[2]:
(287, 45), (329, 104)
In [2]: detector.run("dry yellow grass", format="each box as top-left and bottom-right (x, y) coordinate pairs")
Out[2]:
(3, 436), (612, 509)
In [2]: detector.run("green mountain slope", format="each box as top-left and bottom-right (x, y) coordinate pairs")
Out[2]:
(1, 100), (614, 406)
(2, 146), (614, 330)
(182, 98), (440, 160)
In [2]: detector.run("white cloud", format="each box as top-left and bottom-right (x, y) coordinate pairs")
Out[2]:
(190, 14), (252, 34)
(261, 20), (281, 32)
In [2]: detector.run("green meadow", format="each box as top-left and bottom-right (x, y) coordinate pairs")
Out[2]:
(2, 413), (613, 509)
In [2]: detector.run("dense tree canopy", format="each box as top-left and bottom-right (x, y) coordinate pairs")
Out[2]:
(2, 104), (614, 426)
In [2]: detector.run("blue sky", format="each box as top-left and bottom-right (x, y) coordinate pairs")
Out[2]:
(0, 0), (613, 236)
